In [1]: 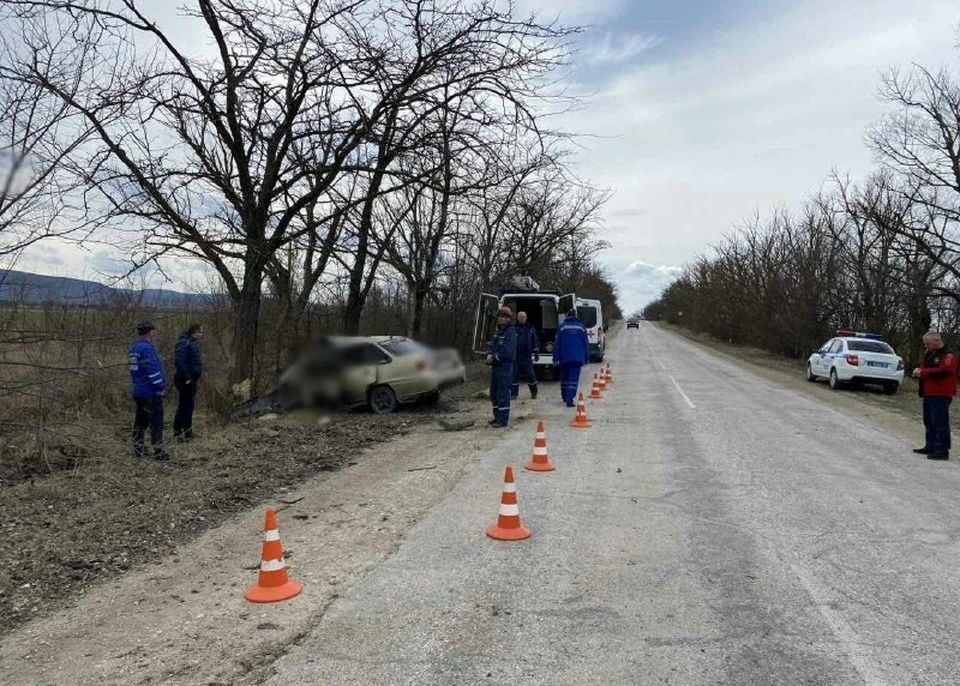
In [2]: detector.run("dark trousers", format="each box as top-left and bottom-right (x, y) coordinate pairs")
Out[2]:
(511, 356), (538, 398)
(490, 365), (513, 426)
(133, 395), (164, 456)
(923, 397), (952, 454)
(174, 377), (198, 439)
(560, 362), (583, 405)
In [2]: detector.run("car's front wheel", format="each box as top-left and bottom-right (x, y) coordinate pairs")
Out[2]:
(829, 368), (842, 390)
(806, 364), (817, 382)
(368, 385), (399, 414)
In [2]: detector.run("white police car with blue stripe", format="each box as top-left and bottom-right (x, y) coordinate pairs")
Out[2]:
(806, 330), (904, 394)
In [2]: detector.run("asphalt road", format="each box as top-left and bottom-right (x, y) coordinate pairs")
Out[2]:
(264, 325), (960, 686)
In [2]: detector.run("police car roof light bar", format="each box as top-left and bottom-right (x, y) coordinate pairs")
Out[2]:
(836, 329), (884, 340)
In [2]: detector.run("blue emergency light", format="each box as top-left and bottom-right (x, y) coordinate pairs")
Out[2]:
(836, 330), (884, 340)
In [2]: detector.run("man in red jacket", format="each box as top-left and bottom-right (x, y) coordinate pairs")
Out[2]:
(912, 332), (958, 461)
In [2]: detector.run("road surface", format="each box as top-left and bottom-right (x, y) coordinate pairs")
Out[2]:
(264, 324), (960, 686)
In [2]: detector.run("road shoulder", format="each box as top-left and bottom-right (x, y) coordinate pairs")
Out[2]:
(650, 323), (925, 446)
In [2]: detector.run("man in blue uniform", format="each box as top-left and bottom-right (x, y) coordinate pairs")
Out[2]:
(511, 310), (539, 400)
(486, 306), (518, 427)
(552, 308), (590, 407)
(173, 323), (204, 442)
(129, 320), (168, 460)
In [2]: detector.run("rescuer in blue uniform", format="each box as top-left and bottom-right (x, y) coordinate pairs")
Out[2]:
(511, 310), (539, 400)
(552, 308), (590, 407)
(486, 306), (518, 427)
(129, 320), (169, 461)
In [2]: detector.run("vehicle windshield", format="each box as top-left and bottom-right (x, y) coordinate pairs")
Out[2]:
(577, 306), (598, 328)
(379, 338), (426, 356)
(847, 340), (894, 354)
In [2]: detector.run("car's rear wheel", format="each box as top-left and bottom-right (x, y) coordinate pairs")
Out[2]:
(829, 368), (842, 390)
(806, 364), (816, 382)
(368, 385), (399, 414)
(883, 382), (899, 395)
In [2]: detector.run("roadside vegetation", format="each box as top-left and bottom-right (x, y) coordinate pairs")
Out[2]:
(0, 0), (625, 634)
(643, 39), (960, 366)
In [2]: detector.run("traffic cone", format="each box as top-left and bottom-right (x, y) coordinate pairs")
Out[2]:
(486, 466), (531, 541)
(605, 363), (613, 385)
(525, 420), (556, 472)
(597, 369), (608, 392)
(570, 393), (593, 428)
(588, 373), (603, 399)
(245, 508), (303, 604)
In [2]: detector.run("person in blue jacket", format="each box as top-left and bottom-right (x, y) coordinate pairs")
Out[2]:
(129, 320), (168, 460)
(511, 310), (539, 400)
(486, 306), (518, 427)
(173, 323), (204, 442)
(552, 308), (590, 407)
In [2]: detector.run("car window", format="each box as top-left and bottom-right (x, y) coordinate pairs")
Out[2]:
(341, 344), (390, 366)
(577, 306), (598, 328)
(379, 338), (424, 357)
(818, 339), (834, 353)
(831, 340), (846, 354)
(846, 340), (894, 354)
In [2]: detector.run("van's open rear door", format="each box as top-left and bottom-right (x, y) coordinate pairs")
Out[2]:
(473, 293), (500, 354)
(559, 293), (576, 318)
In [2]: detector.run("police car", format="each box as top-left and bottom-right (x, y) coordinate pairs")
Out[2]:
(806, 331), (904, 394)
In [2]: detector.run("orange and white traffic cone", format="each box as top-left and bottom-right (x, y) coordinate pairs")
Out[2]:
(570, 393), (593, 428)
(597, 369), (608, 392)
(525, 420), (556, 472)
(605, 363), (613, 385)
(486, 466), (532, 541)
(245, 508), (303, 604)
(588, 373), (603, 399)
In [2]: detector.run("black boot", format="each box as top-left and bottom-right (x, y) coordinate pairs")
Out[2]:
(927, 453), (949, 461)
(913, 447), (931, 455)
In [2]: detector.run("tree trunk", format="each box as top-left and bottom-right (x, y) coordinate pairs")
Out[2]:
(229, 262), (264, 392)
(408, 286), (427, 338)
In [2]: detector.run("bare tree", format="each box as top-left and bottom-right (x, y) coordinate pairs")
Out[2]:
(6, 0), (578, 387)
(0, 10), (95, 260)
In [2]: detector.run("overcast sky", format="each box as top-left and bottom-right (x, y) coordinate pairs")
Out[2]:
(14, 0), (960, 315)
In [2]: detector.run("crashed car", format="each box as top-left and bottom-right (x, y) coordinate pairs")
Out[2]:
(276, 335), (466, 414)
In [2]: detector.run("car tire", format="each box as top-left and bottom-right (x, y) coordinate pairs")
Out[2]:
(806, 364), (817, 382)
(829, 368), (842, 390)
(883, 382), (899, 395)
(368, 385), (399, 414)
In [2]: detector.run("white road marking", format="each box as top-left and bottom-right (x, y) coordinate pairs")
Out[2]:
(790, 563), (889, 686)
(669, 375), (696, 409)
(655, 359), (667, 371)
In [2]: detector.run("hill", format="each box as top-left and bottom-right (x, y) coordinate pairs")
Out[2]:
(0, 270), (213, 308)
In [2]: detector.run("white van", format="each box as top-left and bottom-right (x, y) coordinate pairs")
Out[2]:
(576, 298), (605, 362)
(473, 286), (576, 380)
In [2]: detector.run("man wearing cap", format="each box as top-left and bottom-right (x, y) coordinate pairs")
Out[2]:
(552, 308), (590, 407)
(486, 306), (518, 427)
(912, 331), (958, 461)
(129, 320), (169, 460)
(511, 310), (539, 400)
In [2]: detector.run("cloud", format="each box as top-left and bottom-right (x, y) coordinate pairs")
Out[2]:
(556, 0), (960, 314)
(623, 260), (684, 279)
(582, 32), (663, 66)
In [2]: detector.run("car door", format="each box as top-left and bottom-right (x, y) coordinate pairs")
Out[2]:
(473, 293), (500, 355)
(813, 339), (834, 375)
(340, 344), (383, 405)
(825, 339), (844, 373)
(559, 293), (576, 318)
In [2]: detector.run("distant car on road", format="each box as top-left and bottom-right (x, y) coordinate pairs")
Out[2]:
(627, 320), (640, 329)
(278, 335), (466, 414)
(806, 331), (904, 394)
